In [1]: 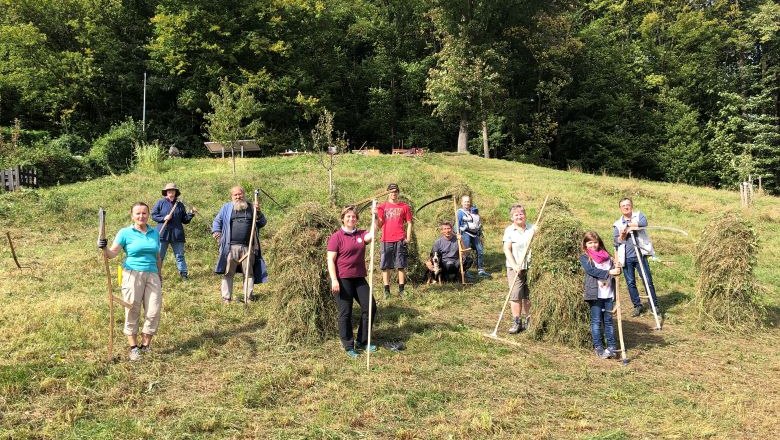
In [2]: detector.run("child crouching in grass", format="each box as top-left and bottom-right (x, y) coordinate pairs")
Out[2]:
(578, 231), (622, 359)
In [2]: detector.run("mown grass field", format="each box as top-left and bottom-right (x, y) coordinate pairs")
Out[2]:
(1, 154), (778, 439)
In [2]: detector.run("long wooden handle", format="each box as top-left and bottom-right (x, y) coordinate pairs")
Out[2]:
(453, 197), (466, 284)
(98, 208), (115, 362)
(158, 201), (179, 238)
(367, 199), (377, 371)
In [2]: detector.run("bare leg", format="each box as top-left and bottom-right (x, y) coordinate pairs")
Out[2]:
(398, 269), (406, 285)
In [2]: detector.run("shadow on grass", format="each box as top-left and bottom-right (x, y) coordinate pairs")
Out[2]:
(369, 304), (460, 349)
(620, 318), (666, 361)
(764, 305), (779, 328)
(662, 290), (689, 312)
(161, 317), (268, 357)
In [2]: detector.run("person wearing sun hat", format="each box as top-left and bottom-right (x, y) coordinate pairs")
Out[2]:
(151, 183), (197, 280)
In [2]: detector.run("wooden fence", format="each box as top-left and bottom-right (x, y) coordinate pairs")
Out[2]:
(1, 166), (38, 191)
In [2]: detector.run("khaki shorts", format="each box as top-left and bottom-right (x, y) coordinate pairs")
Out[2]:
(507, 268), (529, 301)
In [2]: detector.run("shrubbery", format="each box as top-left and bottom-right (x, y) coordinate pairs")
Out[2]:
(50, 134), (90, 156)
(16, 141), (94, 186)
(87, 119), (143, 174)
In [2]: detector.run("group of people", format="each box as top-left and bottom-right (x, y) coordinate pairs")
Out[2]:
(97, 180), (660, 362)
(98, 183), (267, 361)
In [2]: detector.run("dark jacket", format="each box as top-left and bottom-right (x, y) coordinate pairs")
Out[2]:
(578, 254), (615, 301)
(152, 198), (195, 242)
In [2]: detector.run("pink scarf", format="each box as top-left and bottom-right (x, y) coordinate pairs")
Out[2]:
(586, 248), (611, 263)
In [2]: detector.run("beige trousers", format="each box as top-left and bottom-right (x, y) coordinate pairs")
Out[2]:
(121, 269), (163, 336)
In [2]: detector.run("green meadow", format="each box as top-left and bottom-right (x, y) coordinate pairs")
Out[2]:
(1, 154), (778, 439)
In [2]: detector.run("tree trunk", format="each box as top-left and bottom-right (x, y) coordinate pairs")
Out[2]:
(481, 119), (489, 158)
(457, 116), (469, 153)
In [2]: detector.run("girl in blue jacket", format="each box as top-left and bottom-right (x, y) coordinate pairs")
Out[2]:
(579, 231), (622, 359)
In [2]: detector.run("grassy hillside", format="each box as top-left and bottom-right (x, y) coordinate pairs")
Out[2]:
(1, 154), (778, 439)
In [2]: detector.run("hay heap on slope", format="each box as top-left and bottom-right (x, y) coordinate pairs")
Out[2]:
(694, 212), (765, 331)
(266, 202), (339, 345)
(526, 198), (590, 349)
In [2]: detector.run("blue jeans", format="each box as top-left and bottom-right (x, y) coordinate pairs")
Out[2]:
(588, 298), (616, 350)
(159, 241), (187, 275)
(622, 257), (657, 308)
(461, 233), (484, 270)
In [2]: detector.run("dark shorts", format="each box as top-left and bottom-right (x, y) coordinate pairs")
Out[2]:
(380, 241), (408, 270)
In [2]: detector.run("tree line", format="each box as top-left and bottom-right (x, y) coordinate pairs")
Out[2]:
(1, 0), (778, 192)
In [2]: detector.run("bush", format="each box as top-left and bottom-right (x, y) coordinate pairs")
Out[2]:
(88, 119), (142, 174)
(17, 141), (94, 186)
(50, 134), (90, 156)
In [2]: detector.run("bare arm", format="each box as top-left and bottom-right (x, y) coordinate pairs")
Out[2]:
(103, 242), (122, 259)
(503, 241), (520, 271)
(327, 251), (339, 293)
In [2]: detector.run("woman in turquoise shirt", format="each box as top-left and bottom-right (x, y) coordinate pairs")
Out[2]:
(98, 202), (162, 362)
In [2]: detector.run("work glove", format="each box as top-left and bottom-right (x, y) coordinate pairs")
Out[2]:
(97, 238), (108, 249)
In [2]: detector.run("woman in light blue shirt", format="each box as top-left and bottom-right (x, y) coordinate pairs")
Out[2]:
(99, 202), (162, 362)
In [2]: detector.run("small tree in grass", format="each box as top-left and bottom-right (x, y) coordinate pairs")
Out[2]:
(311, 109), (346, 207)
(204, 78), (261, 179)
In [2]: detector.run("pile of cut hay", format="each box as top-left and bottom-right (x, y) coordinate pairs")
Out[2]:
(265, 202), (339, 345)
(526, 198), (590, 349)
(694, 212), (765, 331)
(398, 194), (425, 284)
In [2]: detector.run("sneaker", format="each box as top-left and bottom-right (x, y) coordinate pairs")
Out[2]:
(140, 345), (151, 354)
(524, 315), (531, 330)
(223, 298), (231, 305)
(631, 305), (643, 317)
(603, 347), (616, 359)
(180, 272), (188, 280)
(508, 317), (523, 334)
(478, 269), (492, 278)
(345, 348), (359, 358)
(594, 347), (606, 359)
(129, 347), (142, 361)
(356, 342), (377, 353)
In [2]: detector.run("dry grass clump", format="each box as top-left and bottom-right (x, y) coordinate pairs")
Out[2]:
(694, 212), (765, 331)
(527, 198), (590, 349)
(265, 202), (339, 345)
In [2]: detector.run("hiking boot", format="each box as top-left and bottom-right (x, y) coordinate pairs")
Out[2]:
(180, 272), (188, 280)
(140, 345), (151, 354)
(508, 317), (523, 334)
(603, 347), (617, 359)
(345, 348), (359, 359)
(356, 342), (377, 353)
(631, 305), (643, 317)
(594, 347), (606, 359)
(478, 269), (492, 278)
(129, 347), (142, 362)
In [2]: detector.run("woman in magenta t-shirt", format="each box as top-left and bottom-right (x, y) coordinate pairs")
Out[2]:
(326, 206), (377, 358)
